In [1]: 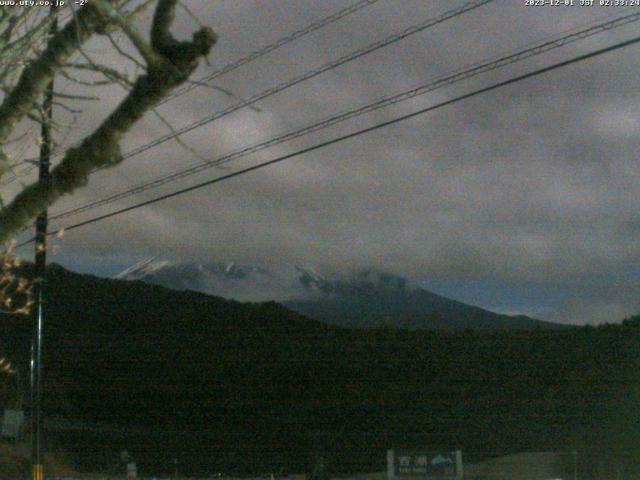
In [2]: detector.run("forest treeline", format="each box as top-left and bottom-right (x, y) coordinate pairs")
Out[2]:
(0, 265), (638, 478)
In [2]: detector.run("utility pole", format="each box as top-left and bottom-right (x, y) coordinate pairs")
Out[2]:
(32, 6), (56, 480)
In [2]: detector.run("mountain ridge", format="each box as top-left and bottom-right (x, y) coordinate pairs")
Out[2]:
(0, 263), (636, 477)
(116, 259), (563, 331)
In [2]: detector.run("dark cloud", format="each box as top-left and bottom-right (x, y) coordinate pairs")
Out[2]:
(10, 0), (640, 324)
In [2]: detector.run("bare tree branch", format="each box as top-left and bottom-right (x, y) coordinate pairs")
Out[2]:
(0, 3), (113, 176)
(0, 0), (216, 243)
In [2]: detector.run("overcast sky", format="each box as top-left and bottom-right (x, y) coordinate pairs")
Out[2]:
(7, 0), (640, 325)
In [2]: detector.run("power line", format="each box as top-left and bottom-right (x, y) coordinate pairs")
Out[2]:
(5, 0), (494, 185)
(0, 0), (488, 187)
(50, 11), (640, 221)
(110, 0), (494, 164)
(1, 0), (383, 186)
(158, 0), (384, 106)
(19, 33), (640, 247)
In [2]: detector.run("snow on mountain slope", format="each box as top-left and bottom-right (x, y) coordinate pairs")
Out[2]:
(116, 260), (562, 331)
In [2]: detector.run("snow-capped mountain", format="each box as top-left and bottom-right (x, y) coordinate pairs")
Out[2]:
(116, 259), (562, 331)
(116, 258), (293, 302)
(115, 258), (172, 280)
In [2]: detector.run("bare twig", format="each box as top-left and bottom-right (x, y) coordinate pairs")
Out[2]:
(0, 0), (217, 242)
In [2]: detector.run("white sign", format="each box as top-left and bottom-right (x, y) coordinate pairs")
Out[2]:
(127, 462), (137, 479)
(1, 409), (24, 439)
(387, 450), (463, 480)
